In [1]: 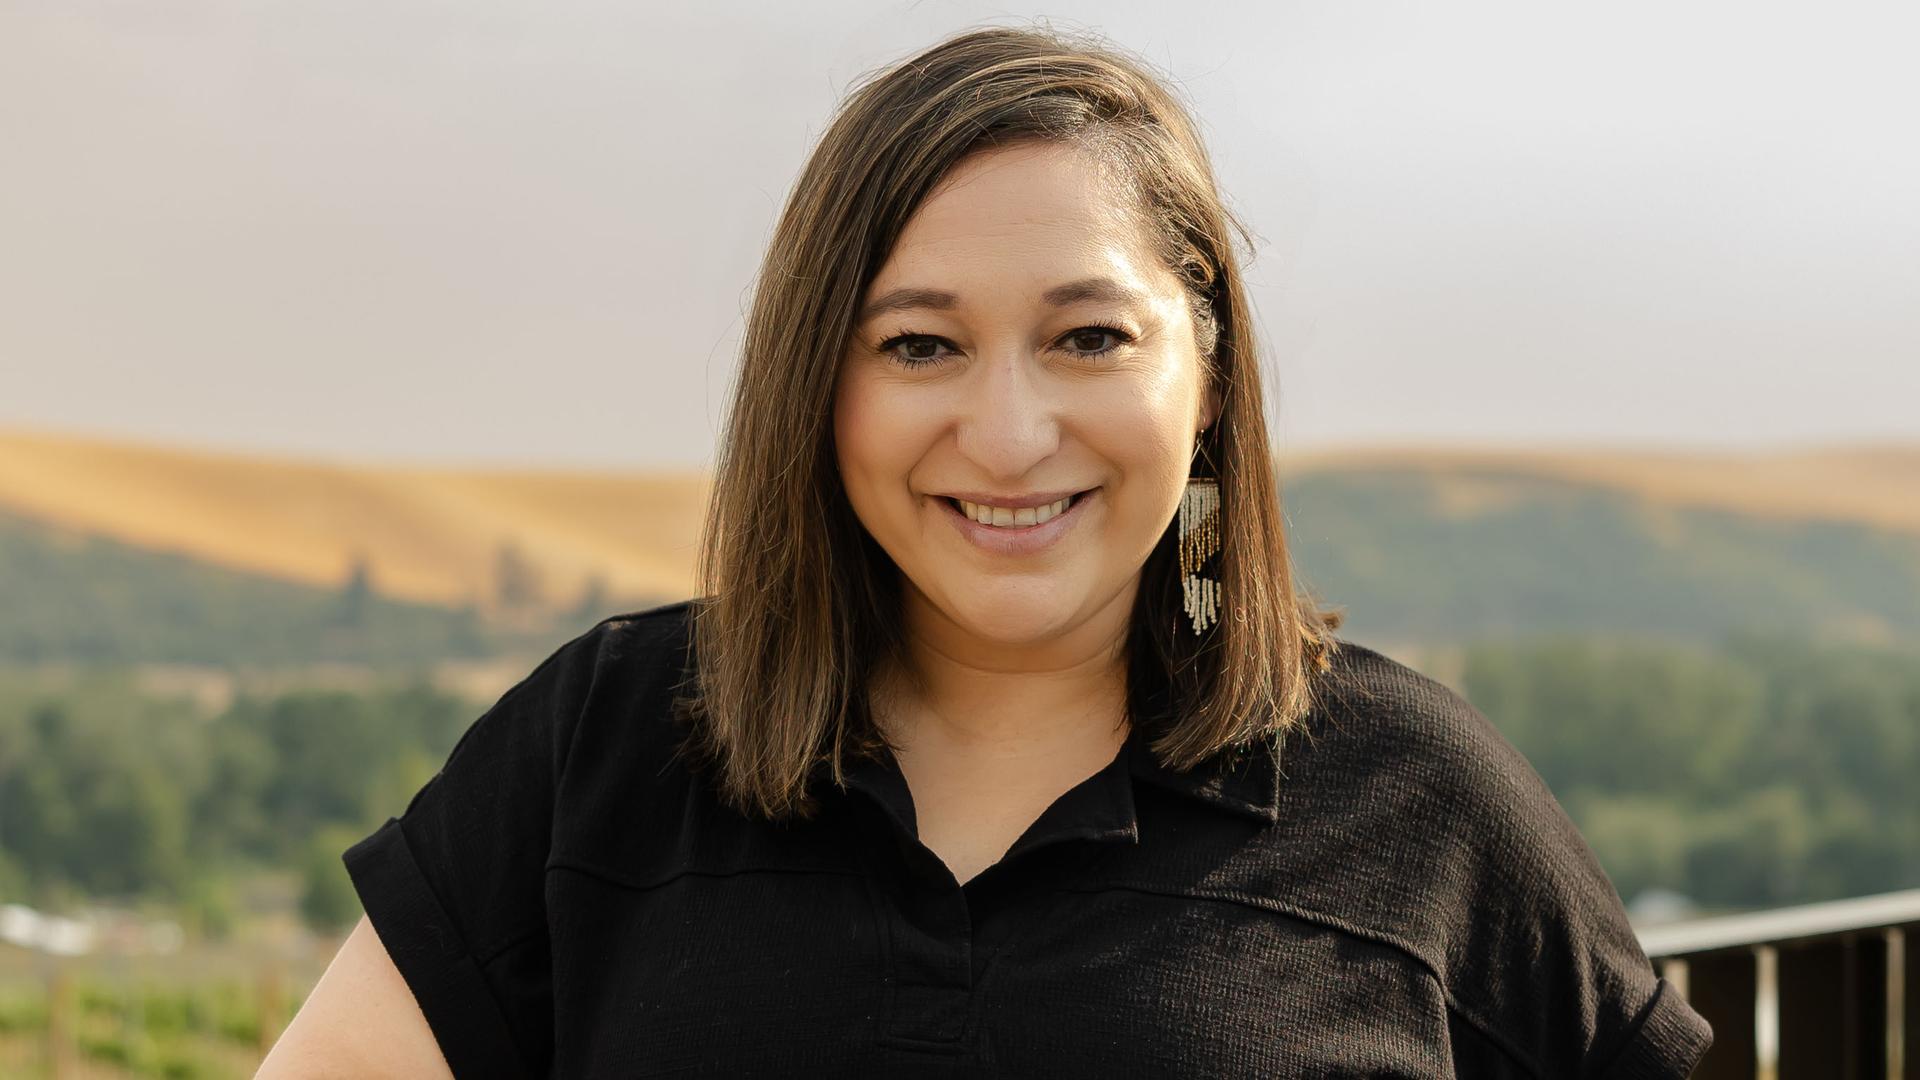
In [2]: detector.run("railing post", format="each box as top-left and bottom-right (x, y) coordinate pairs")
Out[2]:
(1777, 932), (1890, 1075)
(1661, 957), (1691, 1001)
(1886, 927), (1905, 1080)
(1902, 924), (1917, 1080)
(1639, 894), (1920, 1078)
(1688, 948), (1760, 1080)
(1756, 945), (1777, 1080)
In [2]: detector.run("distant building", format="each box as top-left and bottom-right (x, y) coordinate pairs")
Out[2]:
(1627, 887), (1700, 926)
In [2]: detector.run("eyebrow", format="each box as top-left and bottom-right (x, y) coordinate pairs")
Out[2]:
(855, 276), (1151, 324)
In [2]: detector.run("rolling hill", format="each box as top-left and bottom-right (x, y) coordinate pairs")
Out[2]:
(0, 427), (710, 612)
(0, 425), (1915, 666)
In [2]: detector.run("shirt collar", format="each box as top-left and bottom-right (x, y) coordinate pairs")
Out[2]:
(833, 698), (1282, 857)
(1119, 667), (1283, 826)
(1124, 718), (1283, 826)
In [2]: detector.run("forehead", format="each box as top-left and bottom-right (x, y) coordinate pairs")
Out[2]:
(869, 141), (1162, 292)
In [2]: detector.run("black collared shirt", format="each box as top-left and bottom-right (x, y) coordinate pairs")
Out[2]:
(344, 600), (1712, 1078)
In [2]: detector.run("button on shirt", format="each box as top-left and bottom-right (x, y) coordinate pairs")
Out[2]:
(344, 601), (1713, 1078)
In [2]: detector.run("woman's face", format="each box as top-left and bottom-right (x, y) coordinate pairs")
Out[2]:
(833, 139), (1221, 649)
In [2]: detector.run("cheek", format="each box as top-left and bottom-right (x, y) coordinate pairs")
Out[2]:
(833, 371), (917, 491)
(1083, 376), (1193, 478)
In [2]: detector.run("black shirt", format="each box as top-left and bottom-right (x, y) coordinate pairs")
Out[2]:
(344, 599), (1712, 1078)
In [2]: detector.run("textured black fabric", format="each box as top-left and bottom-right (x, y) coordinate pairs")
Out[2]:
(344, 599), (1712, 1078)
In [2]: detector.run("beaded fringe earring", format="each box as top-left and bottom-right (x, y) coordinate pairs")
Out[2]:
(1178, 464), (1221, 636)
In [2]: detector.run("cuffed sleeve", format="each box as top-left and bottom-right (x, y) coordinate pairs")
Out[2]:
(1597, 977), (1715, 1079)
(344, 817), (531, 1079)
(341, 618), (615, 1078)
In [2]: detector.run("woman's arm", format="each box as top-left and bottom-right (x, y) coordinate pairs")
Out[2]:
(256, 915), (455, 1079)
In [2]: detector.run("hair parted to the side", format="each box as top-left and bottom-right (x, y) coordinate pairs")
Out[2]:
(674, 22), (1345, 822)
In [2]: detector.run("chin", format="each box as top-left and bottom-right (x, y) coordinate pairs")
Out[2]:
(940, 587), (1080, 643)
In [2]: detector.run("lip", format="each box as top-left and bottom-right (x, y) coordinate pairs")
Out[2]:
(936, 488), (1097, 556)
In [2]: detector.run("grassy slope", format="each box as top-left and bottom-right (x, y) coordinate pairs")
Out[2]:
(1282, 465), (1920, 646)
(0, 505), (496, 668)
(0, 427), (710, 611)
(2, 427), (1916, 664)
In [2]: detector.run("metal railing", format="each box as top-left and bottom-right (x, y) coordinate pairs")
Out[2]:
(1638, 887), (1920, 1079)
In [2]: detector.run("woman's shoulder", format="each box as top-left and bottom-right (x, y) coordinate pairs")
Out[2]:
(1303, 635), (1508, 760)
(1270, 636), (1708, 1074)
(1281, 633), (1619, 920)
(535, 598), (701, 760)
(1288, 635), (1564, 844)
(339, 599), (703, 1076)
(500, 599), (698, 729)
(434, 599), (702, 820)
(557, 597), (699, 684)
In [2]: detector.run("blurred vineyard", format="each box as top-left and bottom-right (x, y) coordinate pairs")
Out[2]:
(0, 953), (323, 1079)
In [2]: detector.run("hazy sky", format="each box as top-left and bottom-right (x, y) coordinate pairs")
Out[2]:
(3, 1), (1915, 469)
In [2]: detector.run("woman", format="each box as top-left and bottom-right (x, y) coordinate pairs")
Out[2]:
(262, 25), (1711, 1078)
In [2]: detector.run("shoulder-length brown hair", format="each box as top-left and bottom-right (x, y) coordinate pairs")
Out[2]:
(676, 24), (1343, 821)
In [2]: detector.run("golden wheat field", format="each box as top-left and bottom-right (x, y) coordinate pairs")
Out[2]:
(0, 427), (711, 609)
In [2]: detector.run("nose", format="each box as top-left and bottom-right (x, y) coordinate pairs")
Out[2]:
(953, 342), (1062, 481)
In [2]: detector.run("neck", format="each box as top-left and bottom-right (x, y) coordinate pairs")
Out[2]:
(874, 576), (1137, 760)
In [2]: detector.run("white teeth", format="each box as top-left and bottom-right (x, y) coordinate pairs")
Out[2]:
(956, 495), (1073, 527)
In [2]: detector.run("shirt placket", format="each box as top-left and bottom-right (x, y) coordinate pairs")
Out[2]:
(840, 741), (1142, 1058)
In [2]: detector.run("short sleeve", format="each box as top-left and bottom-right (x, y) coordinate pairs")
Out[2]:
(343, 619), (611, 1079)
(1304, 642), (1714, 1078)
(1593, 977), (1718, 1078)
(1433, 697), (1716, 1077)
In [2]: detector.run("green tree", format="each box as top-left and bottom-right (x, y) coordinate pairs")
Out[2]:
(301, 826), (366, 932)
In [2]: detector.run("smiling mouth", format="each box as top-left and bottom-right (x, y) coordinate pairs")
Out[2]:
(940, 489), (1094, 526)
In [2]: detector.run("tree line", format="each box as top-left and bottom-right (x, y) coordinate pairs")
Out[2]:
(0, 630), (1914, 936)
(1459, 631), (1920, 909)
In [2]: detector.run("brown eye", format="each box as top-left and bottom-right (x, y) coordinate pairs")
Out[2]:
(1062, 327), (1129, 358)
(876, 333), (953, 367)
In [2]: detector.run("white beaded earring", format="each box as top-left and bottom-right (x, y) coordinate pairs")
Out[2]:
(1178, 438), (1220, 636)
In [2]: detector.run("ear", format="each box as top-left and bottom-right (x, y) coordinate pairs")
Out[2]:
(1198, 381), (1223, 434)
